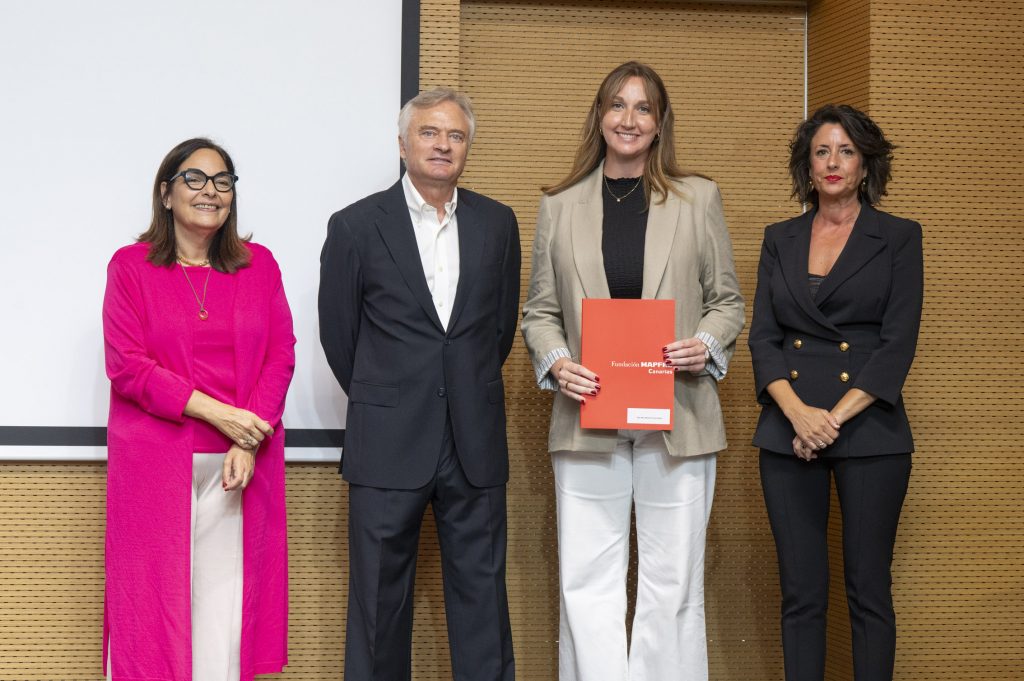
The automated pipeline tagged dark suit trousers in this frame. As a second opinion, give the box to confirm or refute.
[344,418,514,681]
[760,450,911,681]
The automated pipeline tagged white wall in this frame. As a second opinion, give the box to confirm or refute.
[0,1,403,460]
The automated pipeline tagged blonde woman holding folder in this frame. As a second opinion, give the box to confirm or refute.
[521,62,744,681]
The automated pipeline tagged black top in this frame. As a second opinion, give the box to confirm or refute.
[808,272,826,299]
[601,176,648,299]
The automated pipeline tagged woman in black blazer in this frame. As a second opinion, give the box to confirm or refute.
[749,104,923,681]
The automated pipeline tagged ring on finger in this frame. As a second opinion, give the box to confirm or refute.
[817,441,826,448]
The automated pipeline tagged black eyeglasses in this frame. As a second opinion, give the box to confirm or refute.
[169,168,238,192]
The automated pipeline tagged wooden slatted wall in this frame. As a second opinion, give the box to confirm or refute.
[809,1,1024,679]
[806,2,873,678]
[0,464,105,678]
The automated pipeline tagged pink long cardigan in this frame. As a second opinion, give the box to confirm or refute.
[103,241,295,681]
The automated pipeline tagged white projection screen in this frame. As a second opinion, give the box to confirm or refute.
[0,1,407,461]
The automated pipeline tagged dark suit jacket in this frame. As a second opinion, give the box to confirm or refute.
[748,203,923,457]
[318,180,521,488]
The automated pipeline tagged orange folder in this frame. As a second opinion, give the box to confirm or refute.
[580,298,675,430]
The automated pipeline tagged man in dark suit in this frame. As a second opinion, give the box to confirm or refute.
[318,87,519,681]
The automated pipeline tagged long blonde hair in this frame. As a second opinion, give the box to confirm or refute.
[543,61,697,205]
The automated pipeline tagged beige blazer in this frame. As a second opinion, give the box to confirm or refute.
[521,163,745,457]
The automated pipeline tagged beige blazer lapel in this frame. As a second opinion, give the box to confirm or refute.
[570,165,611,298]
[642,190,681,299]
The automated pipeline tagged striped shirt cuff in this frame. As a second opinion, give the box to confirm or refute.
[696,331,728,381]
[535,346,573,391]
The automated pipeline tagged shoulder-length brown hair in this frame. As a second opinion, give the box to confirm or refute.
[789,104,895,206]
[139,137,251,273]
[543,61,698,206]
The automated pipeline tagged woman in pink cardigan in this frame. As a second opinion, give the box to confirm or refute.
[102,138,295,680]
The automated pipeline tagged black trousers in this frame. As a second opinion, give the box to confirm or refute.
[344,420,514,681]
[760,450,911,681]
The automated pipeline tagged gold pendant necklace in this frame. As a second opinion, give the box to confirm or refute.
[179,263,213,320]
[604,175,643,203]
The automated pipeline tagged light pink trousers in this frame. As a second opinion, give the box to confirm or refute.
[553,430,716,681]
[108,453,243,681]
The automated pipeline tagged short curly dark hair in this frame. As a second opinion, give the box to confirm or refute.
[789,104,895,206]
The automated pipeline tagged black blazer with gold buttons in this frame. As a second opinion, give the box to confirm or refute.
[748,203,923,457]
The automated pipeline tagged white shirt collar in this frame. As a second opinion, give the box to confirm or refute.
[402,172,458,219]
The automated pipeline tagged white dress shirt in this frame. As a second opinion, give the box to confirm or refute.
[402,173,460,330]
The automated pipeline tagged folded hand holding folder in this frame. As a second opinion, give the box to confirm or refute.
[580,298,675,431]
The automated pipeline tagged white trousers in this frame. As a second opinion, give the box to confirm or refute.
[553,431,716,681]
[108,453,243,681]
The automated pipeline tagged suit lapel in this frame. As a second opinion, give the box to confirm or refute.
[641,187,680,299]
[447,193,483,332]
[776,208,840,333]
[571,166,611,299]
[374,181,445,333]
[814,203,885,306]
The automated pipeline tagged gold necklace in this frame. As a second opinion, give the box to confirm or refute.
[176,254,210,267]
[604,175,643,203]
[179,263,213,320]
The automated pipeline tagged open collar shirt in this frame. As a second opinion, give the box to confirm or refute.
[402,172,460,330]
